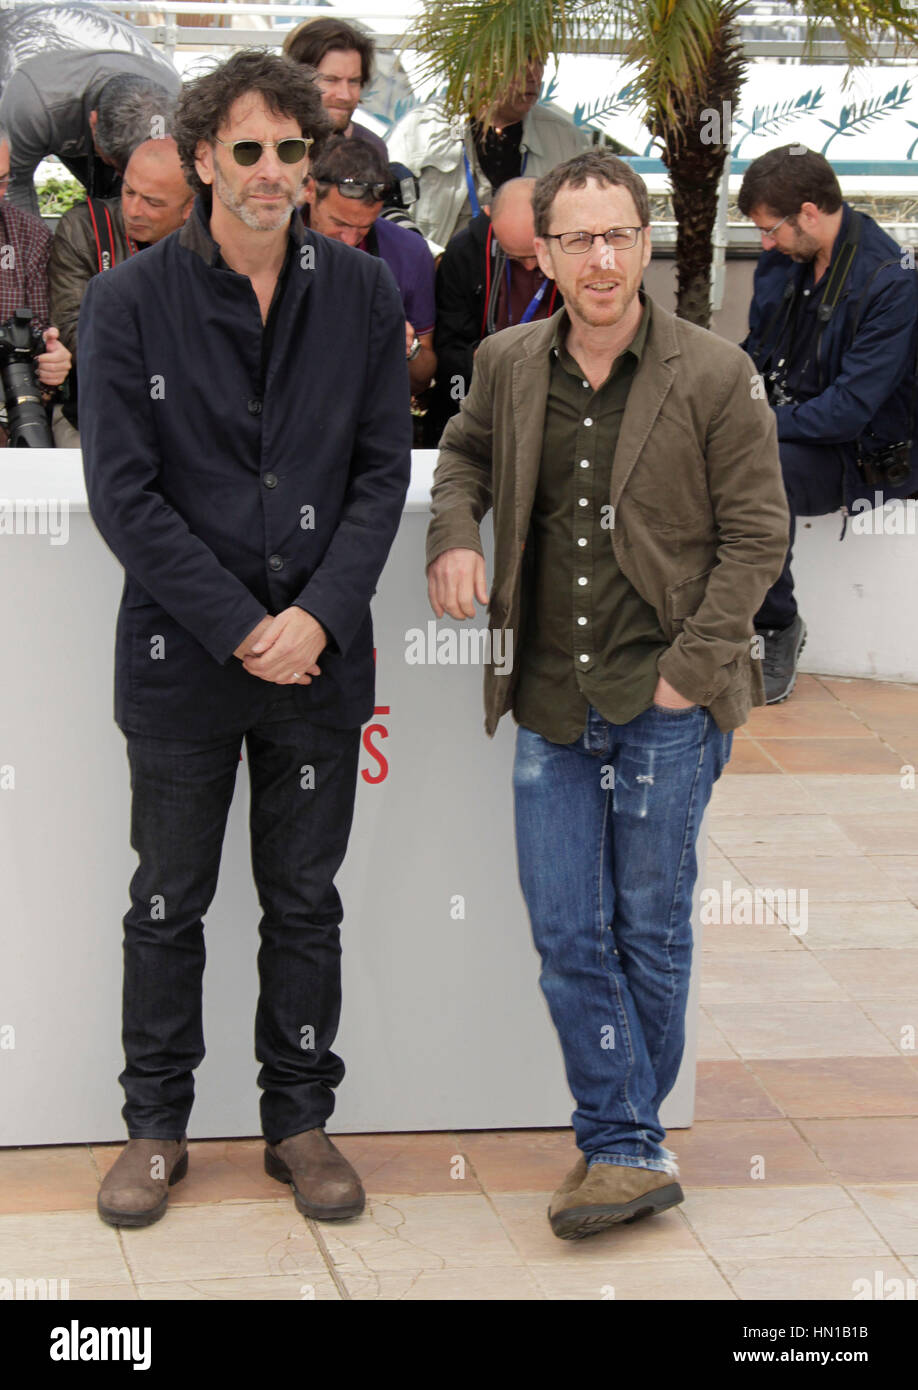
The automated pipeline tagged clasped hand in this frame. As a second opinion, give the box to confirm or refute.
[234,606,326,684]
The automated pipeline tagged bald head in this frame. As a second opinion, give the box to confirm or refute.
[490,177,538,269]
[121,136,193,245]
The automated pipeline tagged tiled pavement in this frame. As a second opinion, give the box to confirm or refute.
[2,675,917,1300]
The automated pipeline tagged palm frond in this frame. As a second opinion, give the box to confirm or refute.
[404,0,625,122]
[787,0,918,64]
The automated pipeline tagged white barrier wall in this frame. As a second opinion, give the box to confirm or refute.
[0,451,715,1146]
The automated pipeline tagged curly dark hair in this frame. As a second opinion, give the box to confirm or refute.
[532,150,650,237]
[173,49,332,195]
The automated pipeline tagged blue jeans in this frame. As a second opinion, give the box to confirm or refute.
[513,703,732,1173]
[120,700,361,1145]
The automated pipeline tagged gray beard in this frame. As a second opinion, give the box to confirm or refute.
[213,159,294,231]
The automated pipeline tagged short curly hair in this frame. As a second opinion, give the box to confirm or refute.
[173,48,332,195]
[532,150,650,237]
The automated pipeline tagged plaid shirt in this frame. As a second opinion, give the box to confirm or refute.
[0,200,52,333]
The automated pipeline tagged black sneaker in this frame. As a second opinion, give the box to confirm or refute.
[756,614,807,704]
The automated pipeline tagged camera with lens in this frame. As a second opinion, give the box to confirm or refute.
[0,308,53,447]
[857,439,912,488]
[766,369,796,408]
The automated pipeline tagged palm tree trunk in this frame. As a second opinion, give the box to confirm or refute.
[649,14,744,327]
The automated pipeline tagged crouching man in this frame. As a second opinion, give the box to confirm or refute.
[425,151,789,1240]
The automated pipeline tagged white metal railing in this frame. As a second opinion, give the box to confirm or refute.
[93,2,916,62]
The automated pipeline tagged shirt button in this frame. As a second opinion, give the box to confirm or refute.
[578,497,588,507]
[579,654,589,663]
[248,398,262,415]
[579,459,590,468]
[578,617,588,626]
[268,554,283,571]
[577,576,588,586]
[578,537,587,547]
[584,416,593,426]
[263,473,278,488]
[582,380,589,389]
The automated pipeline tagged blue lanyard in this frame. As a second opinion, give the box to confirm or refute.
[463,145,530,218]
[462,149,480,217]
[504,259,547,325]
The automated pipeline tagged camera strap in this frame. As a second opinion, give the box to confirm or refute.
[750,210,861,389]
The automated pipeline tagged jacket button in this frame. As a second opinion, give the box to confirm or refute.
[263,472,278,488]
[248,398,262,415]
[268,554,283,571]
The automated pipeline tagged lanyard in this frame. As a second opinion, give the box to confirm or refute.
[504,259,547,324]
[462,149,480,218]
[463,144,530,218]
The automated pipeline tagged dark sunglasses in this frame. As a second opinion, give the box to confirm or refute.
[316,177,387,201]
[215,136,313,167]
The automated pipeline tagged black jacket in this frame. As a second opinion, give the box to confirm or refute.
[742,202,918,505]
[424,211,561,447]
[78,193,412,737]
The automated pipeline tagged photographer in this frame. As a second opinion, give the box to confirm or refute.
[0,125,71,446]
[740,145,918,702]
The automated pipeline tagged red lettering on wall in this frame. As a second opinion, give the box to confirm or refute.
[361,720,389,784]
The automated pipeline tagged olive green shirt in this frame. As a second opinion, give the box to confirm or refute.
[513,295,670,742]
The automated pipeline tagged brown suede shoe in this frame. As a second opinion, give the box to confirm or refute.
[97,1136,188,1228]
[265,1127,365,1221]
[549,1154,589,1211]
[549,1160,683,1240]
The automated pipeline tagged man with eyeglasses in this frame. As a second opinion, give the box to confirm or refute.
[426,150,788,1240]
[0,125,71,445]
[282,16,388,165]
[423,177,561,447]
[739,144,918,703]
[302,135,436,396]
[78,51,411,1230]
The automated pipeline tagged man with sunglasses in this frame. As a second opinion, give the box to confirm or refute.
[426,151,788,1240]
[79,51,411,1230]
[739,145,918,703]
[303,135,436,396]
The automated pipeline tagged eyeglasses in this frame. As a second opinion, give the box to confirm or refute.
[757,212,793,239]
[543,227,643,254]
[0,172,10,189]
[215,136,313,167]
[316,177,386,201]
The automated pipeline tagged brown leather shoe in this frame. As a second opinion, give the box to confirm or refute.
[549,1160,683,1240]
[97,1136,188,1228]
[265,1127,365,1221]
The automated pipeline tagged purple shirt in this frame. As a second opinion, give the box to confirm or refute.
[350,119,389,165]
[362,215,435,337]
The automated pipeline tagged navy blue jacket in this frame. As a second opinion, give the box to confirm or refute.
[742,202,918,505]
[79,193,412,737]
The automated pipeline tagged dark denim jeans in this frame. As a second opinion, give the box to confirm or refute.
[120,698,361,1145]
[755,440,845,630]
[513,703,732,1173]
